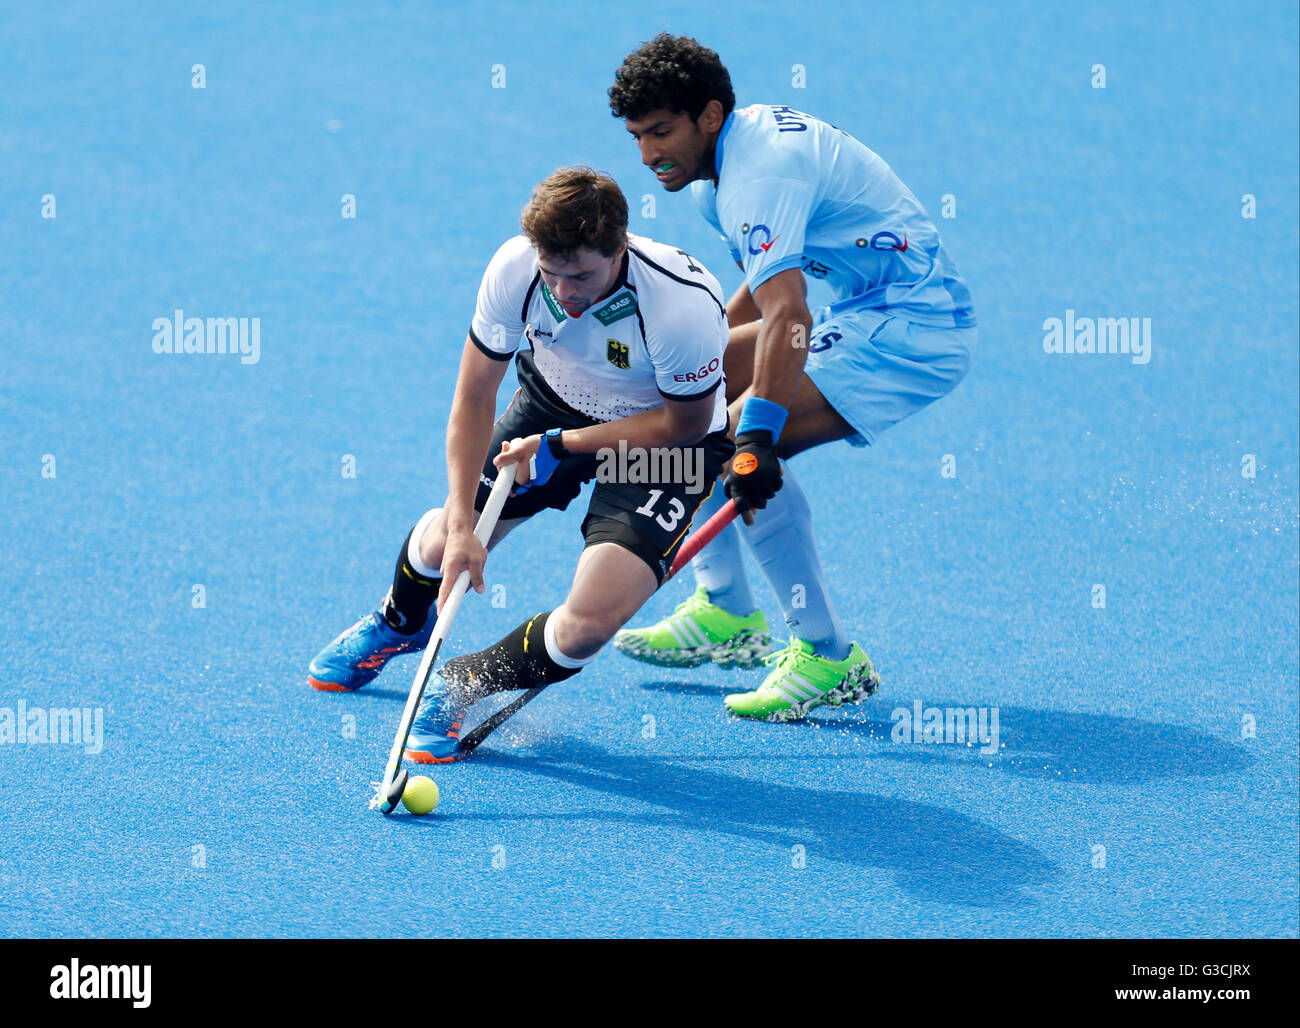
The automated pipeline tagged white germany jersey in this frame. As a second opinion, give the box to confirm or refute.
[468,233,729,431]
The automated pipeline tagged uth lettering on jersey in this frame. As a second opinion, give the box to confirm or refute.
[770,104,809,132]
[673,357,721,383]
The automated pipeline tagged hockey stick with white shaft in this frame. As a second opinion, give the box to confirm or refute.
[372,462,517,814]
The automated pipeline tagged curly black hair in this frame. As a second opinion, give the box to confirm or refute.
[608,33,735,122]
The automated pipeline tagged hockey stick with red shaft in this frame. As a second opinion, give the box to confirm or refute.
[456,497,742,755]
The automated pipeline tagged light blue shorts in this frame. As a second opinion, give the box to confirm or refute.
[804,305,977,446]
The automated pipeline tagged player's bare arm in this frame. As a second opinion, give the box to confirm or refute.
[747,267,813,410]
[494,391,716,487]
[438,336,511,607]
[709,268,812,521]
[725,280,761,328]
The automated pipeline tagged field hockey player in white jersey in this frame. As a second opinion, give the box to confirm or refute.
[307,167,735,761]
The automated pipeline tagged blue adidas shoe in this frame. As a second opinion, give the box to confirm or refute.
[404,670,471,763]
[308,611,433,693]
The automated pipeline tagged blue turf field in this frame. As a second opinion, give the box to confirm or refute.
[2,1,1296,938]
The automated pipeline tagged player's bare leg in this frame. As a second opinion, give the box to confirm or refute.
[306,507,527,692]
[722,320,855,458]
[405,542,661,762]
[416,507,527,574]
[551,542,659,658]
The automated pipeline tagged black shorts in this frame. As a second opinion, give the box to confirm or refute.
[473,353,734,583]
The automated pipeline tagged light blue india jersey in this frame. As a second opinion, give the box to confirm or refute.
[691,104,976,328]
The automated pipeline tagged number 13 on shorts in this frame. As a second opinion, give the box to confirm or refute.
[635,488,686,531]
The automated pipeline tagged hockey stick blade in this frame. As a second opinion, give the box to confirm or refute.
[458,687,545,755]
[377,769,408,814]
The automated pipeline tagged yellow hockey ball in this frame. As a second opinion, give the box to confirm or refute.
[401,775,440,815]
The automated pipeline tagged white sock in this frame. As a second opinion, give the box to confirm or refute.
[407,507,443,578]
[545,610,599,668]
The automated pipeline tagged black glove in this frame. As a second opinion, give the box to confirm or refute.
[725,431,782,513]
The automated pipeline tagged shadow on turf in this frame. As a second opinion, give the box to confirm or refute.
[801,702,1254,784]
[635,680,1253,784]
[630,678,720,697]
[355,686,414,701]
[452,736,1059,908]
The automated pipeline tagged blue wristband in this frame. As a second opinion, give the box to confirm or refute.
[518,428,567,493]
[736,397,788,443]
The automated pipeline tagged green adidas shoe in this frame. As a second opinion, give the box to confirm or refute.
[613,585,772,669]
[724,638,880,722]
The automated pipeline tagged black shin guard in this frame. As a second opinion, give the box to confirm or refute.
[381,525,441,635]
[442,610,582,702]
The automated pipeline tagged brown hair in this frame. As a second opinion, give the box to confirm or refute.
[520,167,628,260]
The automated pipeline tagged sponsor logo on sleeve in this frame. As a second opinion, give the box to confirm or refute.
[672,356,721,383]
[593,291,638,326]
[857,231,909,252]
[742,223,779,256]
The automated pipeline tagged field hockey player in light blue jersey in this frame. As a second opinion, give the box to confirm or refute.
[609,34,977,721]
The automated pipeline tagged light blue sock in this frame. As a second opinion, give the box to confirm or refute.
[740,464,851,660]
[690,486,755,616]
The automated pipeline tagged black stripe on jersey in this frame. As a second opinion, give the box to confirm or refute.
[610,249,630,292]
[519,271,541,325]
[468,326,515,362]
[627,244,726,319]
[658,377,722,402]
[624,284,651,358]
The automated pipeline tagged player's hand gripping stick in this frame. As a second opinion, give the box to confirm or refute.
[725,432,783,521]
[373,463,517,814]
